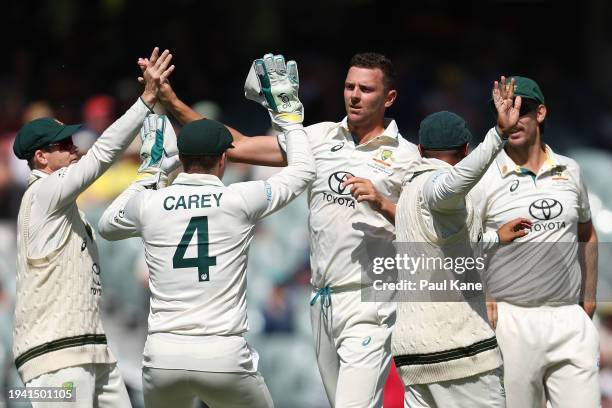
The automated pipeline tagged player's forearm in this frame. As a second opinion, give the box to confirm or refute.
[161,91,285,167]
[53,98,150,206]
[579,224,598,305]
[229,135,287,167]
[161,90,203,125]
[428,127,506,209]
[265,127,315,209]
[98,182,145,240]
[377,200,396,226]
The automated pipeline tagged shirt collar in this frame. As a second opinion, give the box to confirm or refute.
[28,169,48,186]
[172,173,225,187]
[495,144,560,177]
[334,117,400,146]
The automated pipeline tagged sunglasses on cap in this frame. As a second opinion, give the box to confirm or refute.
[43,137,75,152]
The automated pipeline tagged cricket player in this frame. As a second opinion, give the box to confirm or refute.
[473,76,600,407]
[144,52,419,407]
[11,47,174,407]
[392,78,531,408]
[98,55,315,408]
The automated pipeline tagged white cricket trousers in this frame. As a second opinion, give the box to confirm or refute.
[142,367,273,408]
[404,368,506,408]
[310,288,395,408]
[496,302,600,408]
[26,363,131,407]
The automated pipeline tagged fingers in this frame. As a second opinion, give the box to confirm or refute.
[355,194,376,203]
[160,65,175,83]
[506,77,515,100]
[287,60,299,84]
[137,58,149,73]
[263,53,275,75]
[510,217,532,231]
[342,176,369,187]
[154,50,172,71]
[274,55,286,74]
[149,47,160,64]
[492,80,500,103]
[513,95,522,112]
[254,59,267,82]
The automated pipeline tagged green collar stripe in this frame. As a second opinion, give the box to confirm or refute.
[15,334,107,368]
[394,336,498,367]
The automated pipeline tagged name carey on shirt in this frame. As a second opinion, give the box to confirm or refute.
[163,193,223,211]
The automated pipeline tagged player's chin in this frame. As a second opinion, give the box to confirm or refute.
[347,110,365,124]
[507,133,529,147]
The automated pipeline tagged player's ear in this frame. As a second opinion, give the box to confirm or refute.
[219,152,227,174]
[536,104,547,125]
[418,144,424,158]
[384,89,397,108]
[32,149,48,169]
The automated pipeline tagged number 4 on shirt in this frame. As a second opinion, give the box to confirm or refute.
[173,216,216,282]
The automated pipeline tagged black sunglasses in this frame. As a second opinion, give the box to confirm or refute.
[44,138,75,152]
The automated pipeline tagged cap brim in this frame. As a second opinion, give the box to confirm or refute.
[52,123,83,142]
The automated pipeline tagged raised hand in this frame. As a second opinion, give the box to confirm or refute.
[140,47,175,107]
[244,53,303,130]
[492,76,521,137]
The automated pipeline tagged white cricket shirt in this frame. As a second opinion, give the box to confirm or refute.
[301,117,419,289]
[473,145,592,305]
[98,129,315,338]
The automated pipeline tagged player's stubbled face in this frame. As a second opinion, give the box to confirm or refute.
[344,67,388,126]
[44,139,80,171]
[506,109,541,148]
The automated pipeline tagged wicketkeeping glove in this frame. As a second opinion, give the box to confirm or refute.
[136,114,180,188]
[244,53,303,131]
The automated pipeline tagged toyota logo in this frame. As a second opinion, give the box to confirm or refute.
[529,198,563,220]
[328,171,354,195]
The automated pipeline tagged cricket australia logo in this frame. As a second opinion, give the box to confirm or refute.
[328,171,354,195]
[529,198,563,220]
[380,149,392,161]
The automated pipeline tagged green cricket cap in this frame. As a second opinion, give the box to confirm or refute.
[178,119,234,156]
[488,76,545,114]
[13,118,82,160]
[510,76,545,105]
[419,111,472,150]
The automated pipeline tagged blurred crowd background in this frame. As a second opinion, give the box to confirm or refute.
[2,0,612,407]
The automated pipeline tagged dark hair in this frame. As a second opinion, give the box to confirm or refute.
[179,154,222,173]
[349,52,396,90]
